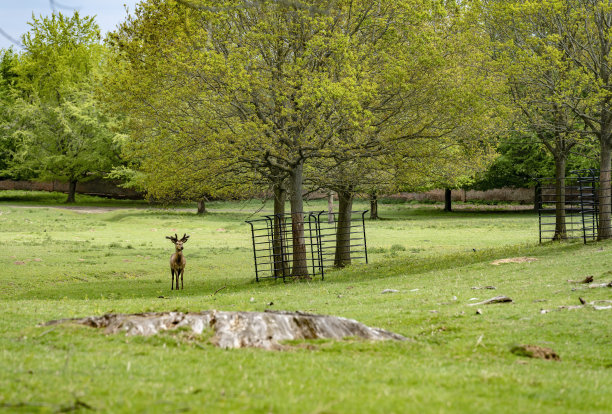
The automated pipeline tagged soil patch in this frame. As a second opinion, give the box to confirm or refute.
[491,257,538,265]
[511,344,560,361]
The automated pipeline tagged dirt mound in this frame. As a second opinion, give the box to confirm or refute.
[491,257,538,265]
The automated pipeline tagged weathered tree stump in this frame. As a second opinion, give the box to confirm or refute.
[44,310,408,350]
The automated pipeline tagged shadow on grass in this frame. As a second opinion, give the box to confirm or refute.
[251,240,591,289]
[0,190,149,207]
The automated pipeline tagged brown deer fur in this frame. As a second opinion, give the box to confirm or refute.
[166,233,190,290]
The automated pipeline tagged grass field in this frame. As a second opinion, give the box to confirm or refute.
[1,191,611,413]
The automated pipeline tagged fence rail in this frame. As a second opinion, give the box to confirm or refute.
[535,169,611,243]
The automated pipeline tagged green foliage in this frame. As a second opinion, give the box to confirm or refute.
[8,90,121,183]
[0,48,19,177]
[473,133,600,190]
[18,12,101,101]
[104,0,502,204]
[481,0,611,195]
[5,12,122,200]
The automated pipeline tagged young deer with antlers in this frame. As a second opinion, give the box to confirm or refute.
[166,233,190,290]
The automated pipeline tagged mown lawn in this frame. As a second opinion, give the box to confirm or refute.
[0,192,610,413]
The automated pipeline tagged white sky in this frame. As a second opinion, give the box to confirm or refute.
[0,0,139,49]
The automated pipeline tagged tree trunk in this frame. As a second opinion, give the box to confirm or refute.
[66,180,77,203]
[289,162,309,278]
[327,191,334,224]
[334,188,354,268]
[197,198,207,214]
[598,139,612,240]
[369,192,379,220]
[444,188,452,212]
[534,182,542,212]
[272,182,288,278]
[274,182,286,217]
[552,155,567,241]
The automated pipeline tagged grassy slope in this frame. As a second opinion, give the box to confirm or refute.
[0,192,611,413]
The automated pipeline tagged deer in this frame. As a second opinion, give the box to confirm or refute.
[166,233,190,290]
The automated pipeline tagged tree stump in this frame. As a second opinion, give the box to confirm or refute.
[44,310,408,350]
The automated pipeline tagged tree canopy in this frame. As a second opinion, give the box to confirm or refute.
[481,0,612,239]
[4,12,122,202]
[104,0,503,273]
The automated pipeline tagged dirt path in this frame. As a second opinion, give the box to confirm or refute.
[0,204,262,214]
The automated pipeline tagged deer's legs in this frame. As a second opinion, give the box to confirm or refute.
[171,269,175,290]
[180,269,184,290]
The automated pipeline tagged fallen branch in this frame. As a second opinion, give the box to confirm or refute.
[593,300,612,310]
[467,296,513,306]
[58,399,94,413]
[212,286,227,296]
[567,276,593,284]
[471,286,496,290]
[540,299,612,313]
[588,281,612,288]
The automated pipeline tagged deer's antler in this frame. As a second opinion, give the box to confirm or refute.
[180,233,190,243]
[166,234,178,243]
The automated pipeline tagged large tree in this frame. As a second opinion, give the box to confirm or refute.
[0,48,19,178]
[106,0,481,277]
[483,0,612,240]
[483,0,591,240]
[9,12,121,202]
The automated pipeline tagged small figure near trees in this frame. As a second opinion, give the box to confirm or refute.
[165,233,190,290]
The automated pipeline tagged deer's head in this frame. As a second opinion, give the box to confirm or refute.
[166,233,190,252]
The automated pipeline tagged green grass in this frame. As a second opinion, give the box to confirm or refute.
[0,193,611,413]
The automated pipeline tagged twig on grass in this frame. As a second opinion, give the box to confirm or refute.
[474,334,484,348]
[36,327,56,338]
[57,398,95,412]
[212,286,226,296]
[567,276,593,284]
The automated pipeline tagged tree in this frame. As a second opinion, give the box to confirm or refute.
[384,0,502,214]
[554,0,612,240]
[483,0,589,239]
[107,0,483,277]
[10,12,121,202]
[0,48,19,178]
[482,0,612,240]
